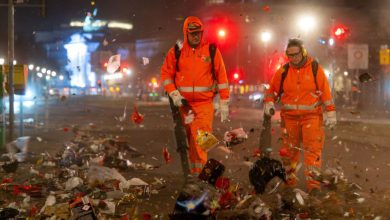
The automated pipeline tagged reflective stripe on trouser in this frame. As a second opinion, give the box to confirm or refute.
[180,102,214,174]
[279,113,324,192]
[282,101,321,111]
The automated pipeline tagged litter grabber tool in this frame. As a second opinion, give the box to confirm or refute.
[250,108,286,194]
[259,108,274,157]
[168,96,191,178]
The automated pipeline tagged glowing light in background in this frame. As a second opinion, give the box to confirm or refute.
[108,21,133,30]
[64,34,89,88]
[297,15,317,33]
[103,73,123,80]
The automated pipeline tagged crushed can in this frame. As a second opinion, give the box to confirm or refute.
[195,130,219,152]
[198,159,225,186]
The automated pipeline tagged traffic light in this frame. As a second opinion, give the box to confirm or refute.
[231,69,243,83]
[204,17,238,48]
[218,29,226,39]
[233,72,239,80]
[331,24,350,40]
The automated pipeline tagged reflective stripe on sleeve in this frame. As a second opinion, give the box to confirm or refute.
[217,83,229,90]
[323,100,334,106]
[163,79,174,86]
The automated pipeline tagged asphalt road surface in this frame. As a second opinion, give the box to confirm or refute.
[8,95,390,217]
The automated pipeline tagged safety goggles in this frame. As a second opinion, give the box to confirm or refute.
[286,52,302,58]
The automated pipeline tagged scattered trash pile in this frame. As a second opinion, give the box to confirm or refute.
[170,157,390,219]
[0,135,164,219]
[0,130,389,219]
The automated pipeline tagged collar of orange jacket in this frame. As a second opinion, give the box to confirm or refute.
[289,56,313,69]
[183,16,206,49]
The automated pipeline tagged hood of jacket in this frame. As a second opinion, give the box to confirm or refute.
[182,16,207,50]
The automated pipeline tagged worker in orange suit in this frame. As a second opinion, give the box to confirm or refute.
[161,16,230,174]
[263,38,336,193]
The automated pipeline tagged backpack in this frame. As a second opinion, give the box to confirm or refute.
[277,60,319,102]
[174,43,218,92]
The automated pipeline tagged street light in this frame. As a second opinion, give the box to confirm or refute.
[0,58,4,65]
[41,68,47,74]
[260,31,272,43]
[28,64,34,70]
[218,29,226,38]
[259,31,272,83]
[328,38,335,46]
[297,15,317,33]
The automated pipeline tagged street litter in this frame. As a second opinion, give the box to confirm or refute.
[196,130,219,151]
[6,136,31,162]
[131,105,144,125]
[223,127,248,147]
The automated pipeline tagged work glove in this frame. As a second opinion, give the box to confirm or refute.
[263,102,275,116]
[325,111,337,129]
[169,90,186,107]
[220,99,229,122]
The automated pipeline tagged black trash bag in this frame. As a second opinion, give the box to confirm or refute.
[0,155,18,173]
[249,157,286,194]
[0,208,19,219]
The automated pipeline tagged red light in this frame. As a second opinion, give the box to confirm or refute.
[218,29,226,38]
[233,73,239,80]
[334,28,345,36]
[103,62,108,67]
[332,24,349,40]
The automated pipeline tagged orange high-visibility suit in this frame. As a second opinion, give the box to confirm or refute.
[264,57,335,191]
[161,16,230,174]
